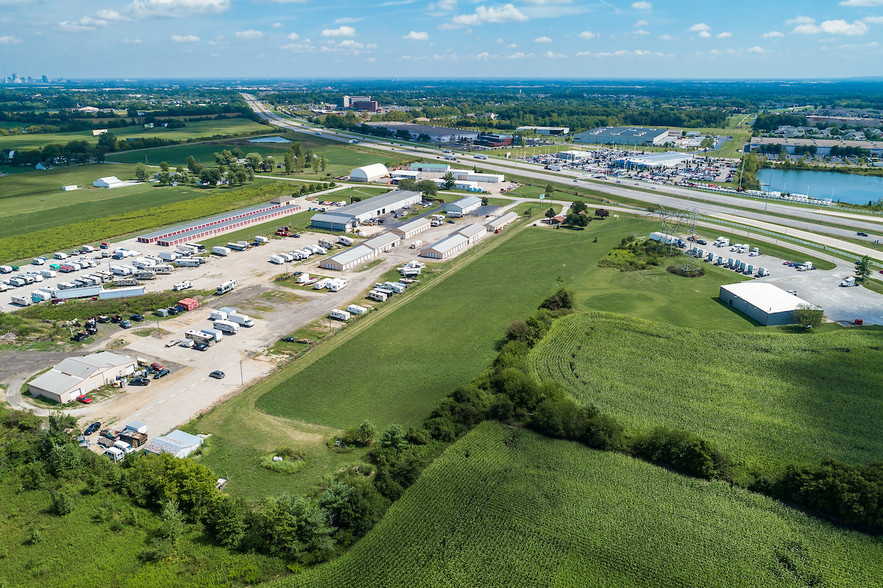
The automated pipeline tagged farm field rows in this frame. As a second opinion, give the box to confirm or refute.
[529,312,883,473]
[0,117,269,151]
[275,421,883,588]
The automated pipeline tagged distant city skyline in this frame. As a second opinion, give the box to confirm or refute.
[1,0,882,79]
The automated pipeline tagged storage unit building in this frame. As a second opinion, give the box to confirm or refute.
[392,217,431,239]
[143,430,203,459]
[28,352,137,404]
[420,234,469,259]
[349,163,390,182]
[445,196,482,217]
[485,211,519,232]
[137,202,301,245]
[363,232,401,253]
[310,190,421,231]
[319,245,376,271]
[719,282,816,326]
[455,223,488,245]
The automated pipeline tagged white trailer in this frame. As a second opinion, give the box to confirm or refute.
[172,281,192,291]
[216,280,237,295]
[11,295,33,307]
[209,310,228,321]
[757,267,770,277]
[54,252,68,260]
[212,320,240,334]
[318,239,336,250]
[840,276,856,287]
[32,257,45,265]
[347,304,368,315]
[212,246,231,257]
[227,313,254,327]
[175,258,202,267]
[328,278,348,292]
[158,251,178,262]
[185,329,216,345]
[31,290,52,302]
[338,236,354,246]
[329,308,351,321]
[255,236,269,244]
[269,255,285,265]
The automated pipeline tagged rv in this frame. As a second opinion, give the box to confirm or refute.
[11,295,33,307]
[329,309,351,321]
[216,280,237,295]
[318,239,336,250]
[185,330,216,346]
[212,320,240,334]
[209,309,228,321]
[338,236,354,246]
[212,246,231,257]
[367,290,388,302]
[347,304,368,315]
[172,281,192,291]
[175,258,202,267]
[227,313,254,327]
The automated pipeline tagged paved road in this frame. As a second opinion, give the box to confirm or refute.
[242,94,883,259]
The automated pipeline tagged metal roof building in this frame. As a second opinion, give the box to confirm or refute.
[310,213,354,232]
[615,152,694,169]
[445,196,482,217]
[455,223,488,245]
[310,190,421,231]
[28,351,137,404]
[319,245,376,271]
[363,232,402,252]
[515,126,570,135]
[410,163,450,173]
[420,234,469,259]
[364,122,479,143]
[137,202,300,245]
[485,211,519,232]
[746,136,883,156]
[719,282,817,326]
[391,217,431,239]
[574,126,670,147]
[144,430,204,459]
[349,163,390,182]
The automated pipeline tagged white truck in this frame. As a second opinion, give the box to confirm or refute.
[212,246,231,257]
[329,308,351,321]
[172,281,192,291]
[104,446,125,462]
[209,309,228,321]
[840,276,857,287]
[213,320,240,334]
[158,251,178,262]
[227,313,254,327]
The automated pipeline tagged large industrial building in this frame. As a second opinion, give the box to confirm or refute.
[310,190,421,231]
[445,195,482,217]
[746,137,883,157]
[574,126,670,147]
[719,282,816,326]
[349,163,389,182]
[516,126,570,135]
[364,122,480,143]
[138,198,300,246]
[28,352,137,404]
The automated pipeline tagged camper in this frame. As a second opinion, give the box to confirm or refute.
[185,329,216,346]
[367,290,388,302]
[329,308,351,322]
[347,304,368,315]
[296,273,310,284]
[216,280,237,295]
[213,320,240,334]
[409,240,424,249]
[113,440,134,454]
[328,279,348,292]
[158,251,178,262]
[338,236,354,246]
[54,252,68,260]
[254,236,269,245]
[269,255,285,265]
[209,309,228,321]
[840,276,857,287]
[31,290,52,302]
[212,246,231,257]
[172,281,192,291]
[175,258,202,267]
[32,257,45,265]
[11,295,33,307]
[318,239,336,250]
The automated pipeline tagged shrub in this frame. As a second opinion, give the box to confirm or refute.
[633,427,730,480]
[50,489,75,516]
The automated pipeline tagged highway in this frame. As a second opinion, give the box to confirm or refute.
[242,94,883,261]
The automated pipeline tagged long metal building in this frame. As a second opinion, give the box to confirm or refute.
[310,190,421,231]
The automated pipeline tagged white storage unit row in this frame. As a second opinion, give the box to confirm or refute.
[455,223,488,245]
[485,211,519,232]
[363,232,401,253]
[391,217,431,239]
[420,234,469,259]
[320,245,376,271]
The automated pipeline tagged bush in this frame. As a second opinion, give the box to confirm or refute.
[539,288,574,311]
[50,489,75,516]
[633,427,730,480]
[260,450,308,474]
[206,495,247,548]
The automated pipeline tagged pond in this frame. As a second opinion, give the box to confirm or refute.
[757,168,883,205]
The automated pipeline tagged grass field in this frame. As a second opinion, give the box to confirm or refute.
[276,421,883,588]
[0,118,269,151]
[529,312,883,474]
[0,478,288,588]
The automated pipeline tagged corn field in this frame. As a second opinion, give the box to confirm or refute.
[277,422,883,588]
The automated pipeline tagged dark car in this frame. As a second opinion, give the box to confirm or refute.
[153,368,171,379]
[97,315,111,323]
[857,231,869,237]
[281,336,296,342]
[447,219,455,224]
[193,342,209,351]
[84,422,101,435]
[130,377,150,386]
[120,320,132,329]
[292,233,301,238]
[130,314,145,322]
[209,370,225,380]
[71,331,88,342]
[696,239,708,245]
[110,315,122,323]
[167,307,180,315]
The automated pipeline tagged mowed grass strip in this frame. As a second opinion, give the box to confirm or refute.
[529,312,883,473]
[254,216,760,431]
[275,421,883,588]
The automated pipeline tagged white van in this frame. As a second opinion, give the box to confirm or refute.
[104,446,125,462]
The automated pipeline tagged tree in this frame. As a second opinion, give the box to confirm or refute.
[159,499,184,541]
[284,151,295,175]
[187,155,202,173]
[356,420,376,445]
[312,155,320,174]
[793,304,824,329]
[595,208,610,218]
[200,167,222,186]
[134,162,149,181]
[443,172,456,189]
[544,207,556,219]
[379,424,408,452]
[264,155,276,172]
[159,161,170,172]
[320,156,327,172]
[398,178,417,191]
[570,200,588,214]
[855,255,871,283]
[544,184,555,198]
[416,179,437,196]
[157,171,172,186]
[245,152,262,170]
[565,211,589,227]
[206,495,246,548]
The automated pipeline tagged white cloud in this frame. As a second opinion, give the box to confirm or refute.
[544,50,566,58]
[657,34,675,40]
[0,35,23,44]
[126,0,230,18]
[793,19,868,35]
[321,25,356,37]
[689,23,710,32]
[762,31,784,38]
[579,30,596,39]
[634,29,650,35]
[235,29,263,39]
[334,17,364,23]
[96,9,127,21]
[635,19,648,26]
[507,43,517,48]
[864,16,883,23]
[699,30,711,38]
[534,35,552,42]
[281,41,315,52]
[123,38,143,44]
[435,0,457,10]
[747,46,768,53]
[632,1,651,10]
[286,32,299,40]
[404,30,429,40]
[716,31,732,38]
[506,51,532,58]
[839,0,883,5]
[272,22,283,28]
[786,15,815,26]
[171,34,200,42]
[474,51,491,60]
[451,4,528,27]
[58,17,108,32]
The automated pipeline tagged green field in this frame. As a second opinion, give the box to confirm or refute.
[0,478,288,588]
[0,118,269,151]
[276,421,883,588]
[529,312,883,474]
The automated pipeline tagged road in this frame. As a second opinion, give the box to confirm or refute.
[242,93,883,260]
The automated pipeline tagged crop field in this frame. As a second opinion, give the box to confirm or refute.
[0,479,288,588]
[529,312,883,473]
[0,117,269,151]
[277,421,883,588]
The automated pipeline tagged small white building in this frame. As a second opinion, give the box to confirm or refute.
[61,185,79,191]
[143,430,204,459]
[719,282,817,326]
[320,245,376,271]
[93,176,128,189]
[445,196,482,217]
[421,234,469,259]
[363,232,401,253]
[485,211,519,232]
[392,217,431,239]
[455,223,488,245]
[349,163,390,183]
[28,351,137,404]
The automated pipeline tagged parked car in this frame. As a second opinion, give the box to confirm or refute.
[76,395,93,404]
[150,362,164,371]
[297,338,313,344]
[193,342,209,351]
[99,429,118,440]
[165,339,181,347]
[97,315,110,323]
[153,368,171,379]
[130,377,150,386]
[84,422,101,435]
[281,336,296,342]
[209,370,225,380]
[696,239,708,245]
[120,320,132,329]
[167,307,180,315]
[130,314,145,322]
[110,315,122,323]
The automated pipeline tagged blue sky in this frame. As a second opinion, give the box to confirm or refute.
[1,0,882,79]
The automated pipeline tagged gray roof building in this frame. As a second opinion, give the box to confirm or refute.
[574,126,670,146]
[28,351,137,404]
[320,245,377,271]
[310,191,422,231]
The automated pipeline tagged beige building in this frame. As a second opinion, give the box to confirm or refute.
[28,352,137,404]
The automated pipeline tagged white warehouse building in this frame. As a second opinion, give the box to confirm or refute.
[320,245,377,271]
[28,351,137,404]
[719,282,817,326]
[421,234,469,259]
[445,195,482,217]
[392,217,431,239]
[456,223,487,245]
[363,232,402,253]
[349,163,390,183]
[310,190,422,231]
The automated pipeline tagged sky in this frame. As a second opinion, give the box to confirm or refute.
[1,0,883,79]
